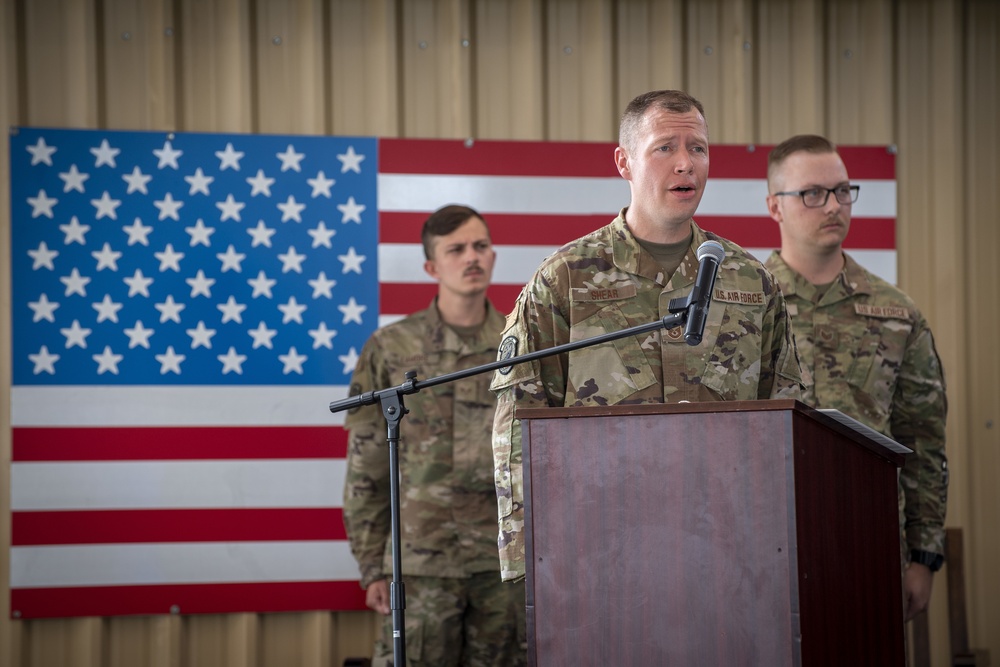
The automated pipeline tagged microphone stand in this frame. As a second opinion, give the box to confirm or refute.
[329,294,699,667]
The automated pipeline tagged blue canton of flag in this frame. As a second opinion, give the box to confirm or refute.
[11,128,378,385]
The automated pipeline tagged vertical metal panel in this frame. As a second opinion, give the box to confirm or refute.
[224,614,259,667]
[261,612,319,667]
[399,0,473,138]
[328,0,401,136]
[1,1,17,664]
[473,0,545,140]
[684,0,754,142]
[964,1,1000,652]
[826,0,894,142]
[614,0,685,117]
[179,613,262,667]
[102,0,178,130]
[23,0,100,126]
[544,0,616,141]
[254,0,326,134]
[177,0,253,132]
[332,611,383,663]
[756,0,826,140]
[896,3,968,664]
[22,617,102,667]
[106,616,182,667]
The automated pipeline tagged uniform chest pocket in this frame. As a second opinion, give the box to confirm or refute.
[565,304,657,405]
[699,302,764,399]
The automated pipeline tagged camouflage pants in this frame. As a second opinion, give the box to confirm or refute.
[372,572,526,667]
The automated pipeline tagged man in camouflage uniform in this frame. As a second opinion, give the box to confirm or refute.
[490,90,804,582]
[763,134,949,620]
[343,205,526,666]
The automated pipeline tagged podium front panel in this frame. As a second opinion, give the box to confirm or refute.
[520,401,904,666]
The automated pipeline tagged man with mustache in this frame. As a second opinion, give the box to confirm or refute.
[490,90,803,583]
[763,134,949,620]
[344,205,525,666]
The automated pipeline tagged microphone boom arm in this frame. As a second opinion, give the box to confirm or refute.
[329,310,689,414]
[328,244,722,666]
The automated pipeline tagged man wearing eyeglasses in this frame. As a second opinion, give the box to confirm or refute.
[764,134,949,621]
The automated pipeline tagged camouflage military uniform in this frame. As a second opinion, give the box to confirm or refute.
[344,299,526,667]
[490,211,803,581]
[765,251,948,560]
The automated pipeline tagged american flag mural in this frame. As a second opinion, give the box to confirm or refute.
[9,128,896,619]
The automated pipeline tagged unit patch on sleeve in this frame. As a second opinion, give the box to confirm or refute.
[497,335,518,375]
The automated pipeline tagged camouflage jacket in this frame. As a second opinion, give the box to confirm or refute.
[765,251,948,557]
[490,211,803,581]
[343,299,506,588]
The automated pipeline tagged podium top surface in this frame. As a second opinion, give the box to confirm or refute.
[516,399,908,466]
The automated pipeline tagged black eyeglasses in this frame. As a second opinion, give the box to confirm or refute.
[773,184,860,208]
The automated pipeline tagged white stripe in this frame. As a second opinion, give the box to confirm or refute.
[380,243,898,287]
[10,541,360,588]
[378,174,896,217]
[700,179,896,217]
[379,314,406,327]
[11,385,349,427]
[379,174,630,215]
[11,459,346,510]
[379,244,553,284]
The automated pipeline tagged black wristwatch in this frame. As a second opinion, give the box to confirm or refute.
[910,549,944,572]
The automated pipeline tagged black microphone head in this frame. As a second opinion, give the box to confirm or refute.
[697,240,726,264]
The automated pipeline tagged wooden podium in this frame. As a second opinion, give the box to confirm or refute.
[518,399,907,666]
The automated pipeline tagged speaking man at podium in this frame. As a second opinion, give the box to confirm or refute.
[489,90,804,582]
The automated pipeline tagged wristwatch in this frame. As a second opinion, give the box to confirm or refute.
[910,549,944,572]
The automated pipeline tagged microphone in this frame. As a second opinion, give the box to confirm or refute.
[683,240,725,346]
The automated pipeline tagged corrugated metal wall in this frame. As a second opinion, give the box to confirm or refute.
[1,1,997,665]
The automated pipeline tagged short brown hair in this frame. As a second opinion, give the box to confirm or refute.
[421,204,488,260]
[767,134,837,188]
[619,90,707,152]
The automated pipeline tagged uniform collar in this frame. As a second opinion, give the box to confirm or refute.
[611,208,709,288]
[766,250,874,302]
[425,297,504,354]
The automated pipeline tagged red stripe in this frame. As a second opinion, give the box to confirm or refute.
[380,139,895,181]
[697,216,896,250]
[380,212,607,246]
[691,145,896,180]
[380,138,620,177]
[10,580,368,618]
[12,426,347,462]
[381,283,524,318]
[12,508,347,545]
[380,213,894,250]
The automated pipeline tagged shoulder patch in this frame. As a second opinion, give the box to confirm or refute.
[855,304,910,319]
[713,287,765,305]
[571,284,638,302]
[497,335,518,375]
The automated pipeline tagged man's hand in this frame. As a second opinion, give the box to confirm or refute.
[365,578,391,615]
[903,562,934,620]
